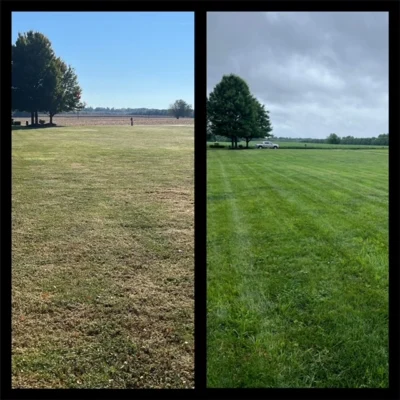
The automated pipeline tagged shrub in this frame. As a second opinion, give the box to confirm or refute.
[39,119,46,125]
[13,121,21,126]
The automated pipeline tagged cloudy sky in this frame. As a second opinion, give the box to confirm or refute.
[207,12,388,139]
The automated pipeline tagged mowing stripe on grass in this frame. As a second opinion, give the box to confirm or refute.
[207,149,388,388]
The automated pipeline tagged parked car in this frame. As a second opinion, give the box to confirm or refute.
[255,141,279,149]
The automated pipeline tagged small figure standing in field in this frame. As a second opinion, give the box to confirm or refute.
[130,117,134,126]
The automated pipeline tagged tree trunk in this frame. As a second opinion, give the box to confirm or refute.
[246,138,250,148]
[234,136,238,149]
[231,136,234,148]
[31,111,34,126]
[50,114,53,124]
[34,111,38,125]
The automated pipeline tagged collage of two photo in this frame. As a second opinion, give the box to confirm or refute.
[2,5,397,397]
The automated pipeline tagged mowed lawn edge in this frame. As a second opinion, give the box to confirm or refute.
[12,125,194,389]
[207,140,388,150]
[207,149,388,388]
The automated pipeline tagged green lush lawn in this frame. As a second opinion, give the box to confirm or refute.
[207,149,388,388]
[12,125,194,388]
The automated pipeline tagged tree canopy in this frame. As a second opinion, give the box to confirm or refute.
[169,99,193,119]
[207,74,272,148]
[39,57,84,124]
[12,30,83,126]
[244,96,273,148]
[12,31,55,125]
[326,133,341,144]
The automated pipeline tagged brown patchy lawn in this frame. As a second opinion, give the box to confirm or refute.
[12,125,194,388]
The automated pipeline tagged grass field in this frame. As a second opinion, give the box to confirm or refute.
[12,125,194,388]
[207,149,388,388]
[207,140,387,150]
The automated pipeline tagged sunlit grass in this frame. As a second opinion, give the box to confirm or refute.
[12,125,194,388]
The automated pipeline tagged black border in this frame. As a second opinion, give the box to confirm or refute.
[194,5,207,396]
[387,5,400,398]
[1,1,399,399]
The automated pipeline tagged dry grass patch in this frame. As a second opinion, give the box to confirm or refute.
[12,125,194,388]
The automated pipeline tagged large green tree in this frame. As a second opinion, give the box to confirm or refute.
[241,96,273,148]
[169,99,193,119]
[12,31,56,125]
[207,74,258,149]
[12,30,83,126]
[39,57,84,124]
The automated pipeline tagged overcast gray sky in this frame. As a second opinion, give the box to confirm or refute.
[207,12,388,139]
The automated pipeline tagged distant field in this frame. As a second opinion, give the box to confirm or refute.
[12,125,194,388]
[207,141,387,150]
[13,116,194,127]
[207,149,388,388]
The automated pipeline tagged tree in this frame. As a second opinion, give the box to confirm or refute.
[326,133,341,144]
[39,57,84,124]
[340,135,354,145]
[206,97,214,141]
[241,96,273,148]
[169,99,192,119]
[374,133,388,146]
[207,74,257,149]
[12,31,56,125]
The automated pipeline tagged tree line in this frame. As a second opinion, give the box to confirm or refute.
[273,134,388,146]
[82,107,171,115]
[326,133,388,146]
[12,106,195,118]
[207,74,273,149]
[12,31,84,126]
[64,99,194,118]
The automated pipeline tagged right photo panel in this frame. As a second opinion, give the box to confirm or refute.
[206,12,389,388]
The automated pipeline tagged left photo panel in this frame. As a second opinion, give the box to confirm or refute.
[11,11,194,389]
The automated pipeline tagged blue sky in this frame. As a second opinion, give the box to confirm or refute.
[12,12,194,109]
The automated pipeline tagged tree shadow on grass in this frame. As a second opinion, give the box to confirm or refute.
[12,123,65,131]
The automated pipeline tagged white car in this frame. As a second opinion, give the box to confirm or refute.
[256,141,279,149]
